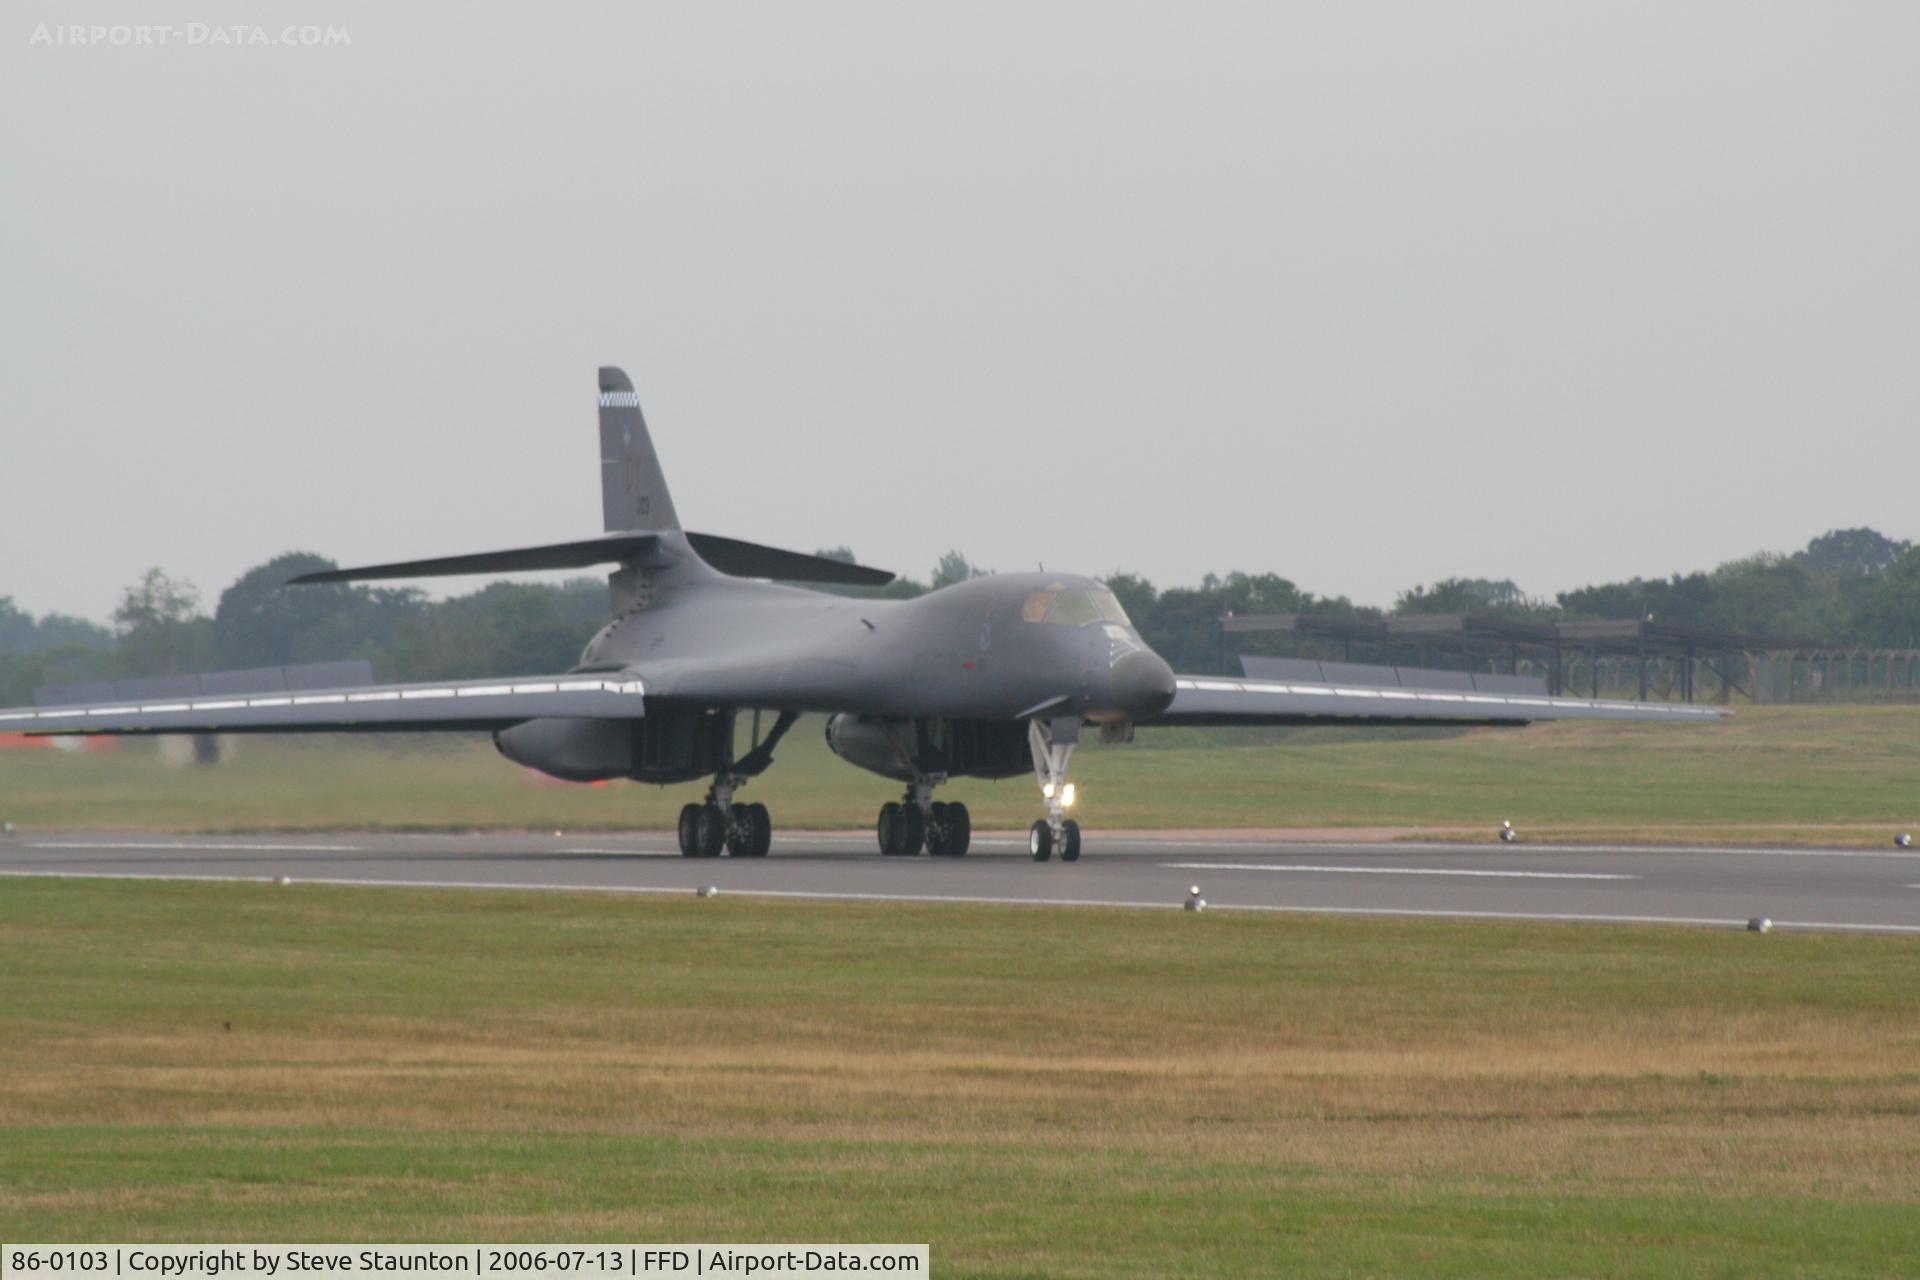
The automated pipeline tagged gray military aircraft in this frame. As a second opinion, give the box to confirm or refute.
[2,368,1723,860]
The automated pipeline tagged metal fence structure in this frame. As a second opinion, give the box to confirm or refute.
[1754,648,1920,701]
[1221,614,1920,704]
[1218,614,1770,703]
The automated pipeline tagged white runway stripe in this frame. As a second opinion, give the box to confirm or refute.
[26,841,364,853]
[0,868,1914,934]
[555,847,681,857]
[1163,862,1636,881]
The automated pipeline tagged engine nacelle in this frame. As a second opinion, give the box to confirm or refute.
[495,717,636,782]
[496,708,736,784]
[825,713,1032,782]
[823,713,915,781]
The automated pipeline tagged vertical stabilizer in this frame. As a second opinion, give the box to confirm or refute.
[599,367,680,532]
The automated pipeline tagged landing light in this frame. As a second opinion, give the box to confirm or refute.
[1061,783,1077,807]
[1042,782,1055,799]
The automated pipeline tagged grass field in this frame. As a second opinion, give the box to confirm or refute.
[2,878,1917,1276]
[3,705,1918,843]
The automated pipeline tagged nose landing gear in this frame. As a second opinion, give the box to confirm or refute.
[1027,817,1080,862]
[1028,717,1082,862]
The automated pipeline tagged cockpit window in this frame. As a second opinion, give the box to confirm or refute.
[1043,590,1103,627]
[1020,584,1132,627]
[1090,585,1131,626]
[1020,589,1059,623]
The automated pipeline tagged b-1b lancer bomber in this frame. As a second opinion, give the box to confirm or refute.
[1,368,1724,860]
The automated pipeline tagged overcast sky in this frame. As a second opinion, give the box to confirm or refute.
[3,3,1916,622]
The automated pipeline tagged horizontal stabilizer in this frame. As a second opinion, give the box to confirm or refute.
[685,533,895,586]
[288,534,663,584]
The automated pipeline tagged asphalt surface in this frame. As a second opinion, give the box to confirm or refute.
[5,828,1920,934]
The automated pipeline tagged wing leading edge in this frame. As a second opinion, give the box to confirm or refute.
[1,673,646,736]
[1146,675,1726,727]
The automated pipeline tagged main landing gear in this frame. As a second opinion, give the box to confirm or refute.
[675,710,794,858]
[676,777,772,858]
[1027,717,1081,862]
[876,776,972,857]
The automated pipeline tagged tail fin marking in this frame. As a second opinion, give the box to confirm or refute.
[599,367,679,533]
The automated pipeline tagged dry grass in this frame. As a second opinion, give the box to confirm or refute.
[4,878,1920,1274]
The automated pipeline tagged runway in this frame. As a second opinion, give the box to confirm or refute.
[4,829,1920,934]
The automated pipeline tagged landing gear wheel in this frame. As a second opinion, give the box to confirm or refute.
[677,803,703,857]
[1059,819,1081,862]
[928,801,969,856]
[696,804,726,857]
[1029,820,1053,862]
[745,802,772,857]
[898,804,925,856]
[880,801,926,856]
[925,802,951,857]
[728,803,771,857]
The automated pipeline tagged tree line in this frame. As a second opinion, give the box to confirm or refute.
[4,528,1918,705]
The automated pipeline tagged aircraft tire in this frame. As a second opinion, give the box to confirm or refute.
[742,803,772,857]
[677,803,703,857]
[1029,820,1053,862]
[878,802,903,855]
[925,802,950,856]
[945,802,971,856]
[724,804,761,857]
[899,804,926,856]
[1060,819,1082,862]
[697,804,726,857]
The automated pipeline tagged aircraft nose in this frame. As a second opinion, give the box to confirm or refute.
[1110,649,1176,720]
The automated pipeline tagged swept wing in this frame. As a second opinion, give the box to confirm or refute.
[1,673,646,736]
[1147,675,1725,727]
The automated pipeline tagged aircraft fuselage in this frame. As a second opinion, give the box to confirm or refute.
[492,534,1175,789]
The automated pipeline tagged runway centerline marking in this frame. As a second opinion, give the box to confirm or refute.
[1162,862,1637,881]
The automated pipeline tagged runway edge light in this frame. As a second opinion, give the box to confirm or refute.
[1747,916,1772,933]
